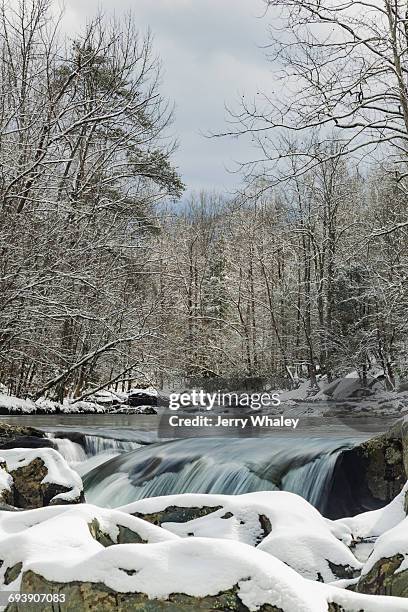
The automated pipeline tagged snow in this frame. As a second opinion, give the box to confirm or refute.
[360,515,408,578]
[0,506,406,612]
[120,490,361,582]
[0,388,159,414]
[0,448,83,503]
[335,482,408,540]
[277,378,323,404]
[0,503,178,546]
[0,393,36,413]
[274,368,408,413]
[114,405,157,414]
[0,464,12,496]
[0,485,405,610]
[118,492,230,515]
[129,386,158,397]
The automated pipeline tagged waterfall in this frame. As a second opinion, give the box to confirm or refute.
[83,437,352,514]
[48,432,142,476]
[50,437,87,464]
[282,449,341,508]
[82,435,142,456]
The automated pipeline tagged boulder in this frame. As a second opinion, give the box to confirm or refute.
[131,504,223,526]
[1,496,408,612]
[0,423,46,447]
[0,448,84,509]
[121,491,361,583]
[0,436,54,450]
[323,427,406,519]
[7,571,285,611]
[127,391,157,408]
[3,537,407,612]
[354,515,408,598]
[0,460,14,506]
[356,553,408,597]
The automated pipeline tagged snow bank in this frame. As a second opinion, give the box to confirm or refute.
[0,503,178,548]
[0,393,36,413]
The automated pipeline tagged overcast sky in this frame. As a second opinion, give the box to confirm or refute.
[63,0,272,195]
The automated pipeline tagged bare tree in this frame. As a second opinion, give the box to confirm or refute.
[218,1,408,197]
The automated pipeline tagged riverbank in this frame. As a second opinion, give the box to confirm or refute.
[0,389,159,415]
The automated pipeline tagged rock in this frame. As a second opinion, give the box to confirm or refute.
[0,436,54,450]
[88,518,147,546]
[127,391,157,408]
[4,562,23,586]
[324,428,406,519]
[116,405,157,414]
[0,449,84,509]
[2,500,408,612]
[4,541,407,612]
[52,431,86,446]
[356,553,408,597]
[7,571,284,612]
[131,505,222,526]
[0,460,14,506]
[351,509,408,598]
[399,419,408,476]
[0,423,46,446]
[358,433,405,502]
[124,492,361,583]
[10,457,56,508]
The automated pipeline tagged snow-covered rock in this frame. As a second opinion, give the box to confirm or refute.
[120,491,361,582]
[0,491,407,609]
[0,524,406,611]
[119,492,227,525]
[356,514,408,597]
[0,460,13,506]
[0,448,84,508]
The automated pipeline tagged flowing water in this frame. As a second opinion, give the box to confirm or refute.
[0,413,395,517]
[81,436,350,511]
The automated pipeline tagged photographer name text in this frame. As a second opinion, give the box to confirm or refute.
[168,414,299,430]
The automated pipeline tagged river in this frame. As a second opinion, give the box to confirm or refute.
[0,411,398,520]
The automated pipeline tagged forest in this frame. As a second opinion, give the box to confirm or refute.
[1,0,408,399]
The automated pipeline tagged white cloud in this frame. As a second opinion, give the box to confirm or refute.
[64,0,272,193]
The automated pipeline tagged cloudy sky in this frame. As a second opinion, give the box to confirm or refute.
[63,0,272,195]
